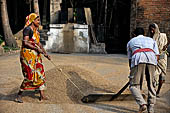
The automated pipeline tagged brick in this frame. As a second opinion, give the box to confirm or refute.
[130,0,170,36]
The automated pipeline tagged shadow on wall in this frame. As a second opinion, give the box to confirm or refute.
[44,23,89,53]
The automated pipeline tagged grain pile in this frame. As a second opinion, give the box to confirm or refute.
[20,65,118,104]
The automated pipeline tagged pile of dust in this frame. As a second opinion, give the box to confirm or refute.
[21,65,119,104]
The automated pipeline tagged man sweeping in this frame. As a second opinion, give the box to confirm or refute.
[127,27,159,113]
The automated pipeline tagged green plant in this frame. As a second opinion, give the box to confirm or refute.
[2,45,19,52]
[0,35,4,45]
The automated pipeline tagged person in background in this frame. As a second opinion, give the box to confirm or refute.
[127,27,159,113]
[148,23,170,97]
[16,13,51,103]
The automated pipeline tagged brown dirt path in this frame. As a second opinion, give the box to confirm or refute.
[0,53,169,113]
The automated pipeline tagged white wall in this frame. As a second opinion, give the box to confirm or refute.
[44,24,89,53]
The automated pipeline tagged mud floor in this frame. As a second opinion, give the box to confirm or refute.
[0,53,169,113]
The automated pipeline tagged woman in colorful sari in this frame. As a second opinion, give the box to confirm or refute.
[148,23,170,97]
[16,13,51,103]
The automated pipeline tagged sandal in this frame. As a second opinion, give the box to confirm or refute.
[15,95,23,103]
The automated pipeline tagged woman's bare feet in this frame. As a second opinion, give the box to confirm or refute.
[39,96,48,101]
[39,90,48,101]
[15,90,23,103]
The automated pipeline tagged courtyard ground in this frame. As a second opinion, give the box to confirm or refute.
[0,53,169,113]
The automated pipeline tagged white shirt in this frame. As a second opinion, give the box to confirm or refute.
[127,35,159,68]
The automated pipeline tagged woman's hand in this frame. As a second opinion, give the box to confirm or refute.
[162,45,167,51]
[44,54,51,60]
[156,55,160,61]
[36,48,43,54]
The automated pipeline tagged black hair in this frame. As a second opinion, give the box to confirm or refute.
[35,16,40,20]
[149,23,156,29]
[133,27,144,36]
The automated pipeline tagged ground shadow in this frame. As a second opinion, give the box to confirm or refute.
[66,71,115,103]
[85,103,136,113]
[0,88,40,103]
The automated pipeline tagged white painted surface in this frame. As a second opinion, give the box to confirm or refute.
[44,24,89,53]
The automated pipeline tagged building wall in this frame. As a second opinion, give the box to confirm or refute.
[44,24,89,53]
[131,0,170,36]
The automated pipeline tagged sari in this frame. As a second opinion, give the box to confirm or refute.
[20,13,46,91]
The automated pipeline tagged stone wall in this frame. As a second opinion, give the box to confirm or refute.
[130,0,170,36]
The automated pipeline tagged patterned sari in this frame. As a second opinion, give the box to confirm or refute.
[20,13,46,91]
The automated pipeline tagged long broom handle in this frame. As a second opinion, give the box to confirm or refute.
[48,60,86,97]
[116,82,130,96]
[110,81,129,100]
[35,42,86,96]
[34,43,86,96]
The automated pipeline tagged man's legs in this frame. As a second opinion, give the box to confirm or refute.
[145,64,156,113]
[130,85,147,105]
[129,64,147,112]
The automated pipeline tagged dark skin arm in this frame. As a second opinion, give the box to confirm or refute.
[23,36,43,53]
[23,36,51,60]
[129,59,131,70]
[156,55,160,61]
[37,42,51,60]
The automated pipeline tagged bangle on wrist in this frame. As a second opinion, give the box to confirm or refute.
[44,54,48,57]
[35,47,38,51]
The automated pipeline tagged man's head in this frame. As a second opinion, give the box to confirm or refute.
[133,27,144,36]
[149,24,156,37]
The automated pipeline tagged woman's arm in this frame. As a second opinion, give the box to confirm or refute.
[23,36,43,53]
[38,42,46,54]
[37,42,51,60]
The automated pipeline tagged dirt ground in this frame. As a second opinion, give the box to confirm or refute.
[0,53,170,113]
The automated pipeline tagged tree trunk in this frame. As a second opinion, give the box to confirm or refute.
[109,0,116,29]
[104,0,107,39]
[84,8,98,44]
[104,0,107,26]
[0,0,18,47]
[33,0,42,28]
[33,0,40,15]
[98,0,105,24]
[42,0,47,25]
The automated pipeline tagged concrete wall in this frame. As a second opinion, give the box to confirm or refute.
[44,23,89,53]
